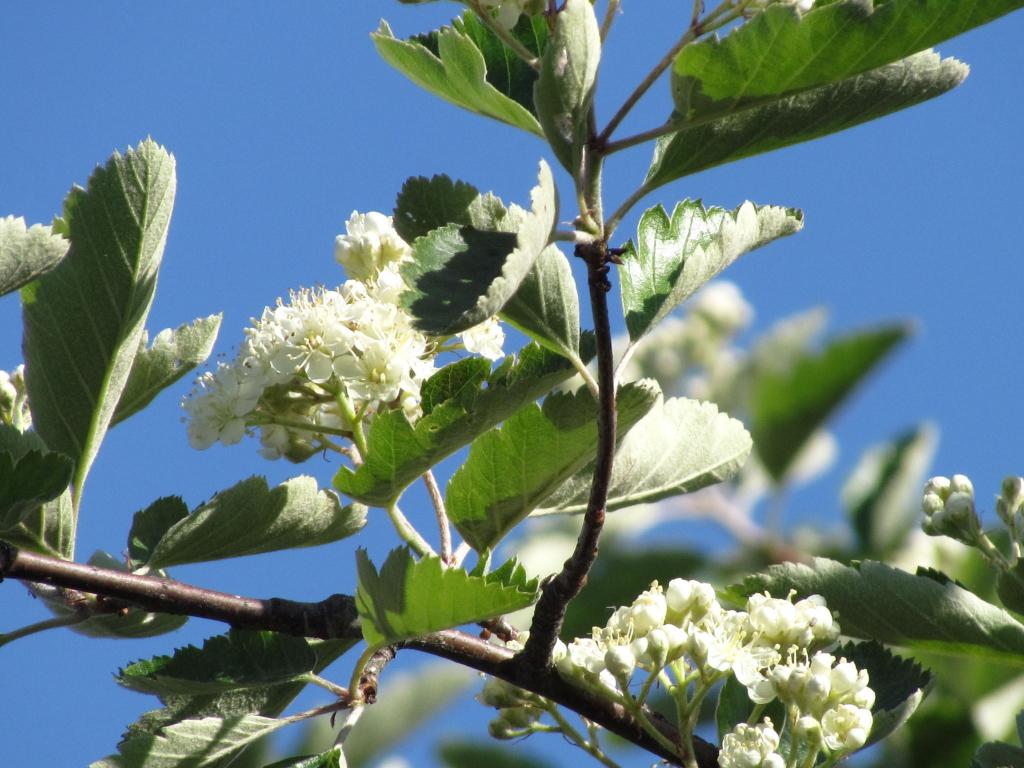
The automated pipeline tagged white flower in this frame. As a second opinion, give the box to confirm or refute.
[719,719,785,768]
[334,211,410,281]
[690,281,753,335]
[459,316,505,360]
[746,591,838,651]
[183,362,264,449]
[626,582,668,636]
[666,578,719,624]
[821,703,872,752]
[604,645,636,681]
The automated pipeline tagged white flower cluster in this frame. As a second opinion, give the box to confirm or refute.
[0,364,31,430]
[545,580,873,764]
[921,474,981,545]
[719,719,784,768]
[184,212,504,459]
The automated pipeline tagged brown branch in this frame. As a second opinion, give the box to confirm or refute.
[0,541,719,766]
[0,542,360,640]
[519,241,618,670]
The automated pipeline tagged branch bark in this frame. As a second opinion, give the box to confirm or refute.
[519,240,618,670]
[0,540,719,767]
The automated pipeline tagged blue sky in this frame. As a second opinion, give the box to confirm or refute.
[2,2,1023,766]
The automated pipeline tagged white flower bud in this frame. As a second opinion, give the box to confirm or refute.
[949,474,974,497]
[644,628,670,668]
[628,583,668,636]
[924,476,952,500]
[719,719,784,768]
[604,645,636,681]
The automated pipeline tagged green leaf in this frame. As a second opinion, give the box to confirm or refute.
[0,215,69,296]
[716,675,786,742]
[836,640,933,748]
[842,425,937,556]
[446,380,659,552]
[127,496,190,568]
[0,487,74,558]
[997,561,1024,617]
[453,12,547,115]
[646,50,967,190]
[728,557,1024,664]
[40,551,188,638]
[401,160,558,335]
[356,549,539,648]
[438,741,557,768]
[671,0,1021,120]
[392,174,484,244]
[117,630,317,696]
[752,324,909,482]
[343,664,475,767]
[144,476,366,570]
[533,0,600,170]
[537,396,751,515]
[372,19,542,135]
[500,244,582,363]
[335,341,587,506]
[122,639,354,741]
[972,741,1024,768]
[264,750,345,768]
[113,314,222,426]
[22,139,176,506]
[91,714,290,768]
[619,201,802,343]
[0,442,73,532]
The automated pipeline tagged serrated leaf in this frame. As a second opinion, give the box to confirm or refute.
[0,446,73,531]
[619,201,802,343]
[0,215,69,296]
[842,425,937,556]
[22,139,175,509]
[836,640,932,747]
[401,160,557,334]
[729,557,1024,664]
[372,19,542,135]
[356,549,539,648]
[438,741,557,768]
[972,741,1024,768]
[538,396,751,515]
[127,496,189,568]
[91,714,290,768]
[113,314,222,426]
[533,0,600,170]
[144,476,366,570]
[500,244,582,363]
[264,750,345,768]
[393,174,485,244]
[117,630,317,696]
[122,638,354,745]
[447,380,659,552]
[335,341,587,506]
[671,0,1021,120]
[343,664,474,767]
[752,325,908,482]
[646,51,967,190]
[715,676,786,742]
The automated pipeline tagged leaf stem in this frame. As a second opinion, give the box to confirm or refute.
[422,470,453,563]
[386,503,437,558]
[335,392,368,459]
[304,673,350,699]
[0,612,89,648]
[546,703,623,768]
[600,0,621,41]
[468,0,541,69]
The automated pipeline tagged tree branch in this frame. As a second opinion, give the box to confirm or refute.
[519,240,618,670]
[0,542,361,640]
[0,540,719,766]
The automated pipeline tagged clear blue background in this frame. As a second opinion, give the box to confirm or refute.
[1,2,1022,765]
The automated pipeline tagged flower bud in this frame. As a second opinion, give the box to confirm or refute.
[605,645,636,681]
[950,474,974,497]
[498,706,536,729]
[1002,476,1023,503]
[644,628,670,668]
[924,476,952,500]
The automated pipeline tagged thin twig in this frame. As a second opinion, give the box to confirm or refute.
[600,0,621,41]
[385,503,437,558]
[0,612,90,648]
[422,470,453,563]
[519,240,618,670]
